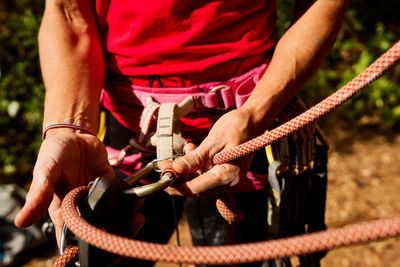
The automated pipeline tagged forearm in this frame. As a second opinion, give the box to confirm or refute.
[242,0,348,132]
[39,0,104,132]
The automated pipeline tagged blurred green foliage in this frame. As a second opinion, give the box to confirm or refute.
[277,0,400,126]
[0,0,44,184]
[0,1,399,184]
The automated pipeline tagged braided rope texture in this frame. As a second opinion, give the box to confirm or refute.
[215,194,243,224]
[53,246,78,267]
[213,40,400,164]
[57,41,400,265]
[62,186,400,265]
[213,40,400,225]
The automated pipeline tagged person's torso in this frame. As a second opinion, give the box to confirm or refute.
[95,0,277,77]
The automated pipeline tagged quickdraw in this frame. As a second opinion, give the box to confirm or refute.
[55,40,400,266]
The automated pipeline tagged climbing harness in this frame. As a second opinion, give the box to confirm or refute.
[102,61,270,174]
[54,40,400,266]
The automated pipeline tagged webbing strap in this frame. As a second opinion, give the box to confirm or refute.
[155,96,195,159]
[58,41,400,267]
[156,103,176,159]
[138,99,160,143]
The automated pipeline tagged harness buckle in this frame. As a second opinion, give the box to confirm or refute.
[209,84,234,110]
[209,84,229,93]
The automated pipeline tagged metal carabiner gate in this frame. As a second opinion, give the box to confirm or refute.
[60,159,178,267]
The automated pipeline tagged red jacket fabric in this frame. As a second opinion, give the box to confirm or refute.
[95,0,277,77]
[96,1,276,189]
[97,0,277,141]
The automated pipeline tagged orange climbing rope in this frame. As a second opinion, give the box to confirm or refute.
[58,186,400,265]
[54,40,400,266]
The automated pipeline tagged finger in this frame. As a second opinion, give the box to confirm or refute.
[183,142,197,154]
[203,159,214,172]
[184,165,234,196]
[130,213,145,237]
[158,159,173,170]
[48,195,64,246]
[173,145,208,174]
[14,164,58,228]
[184,143,211,173]
[164,187,184,196]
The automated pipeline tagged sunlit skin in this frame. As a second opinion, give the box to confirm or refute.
[14,0,348,246]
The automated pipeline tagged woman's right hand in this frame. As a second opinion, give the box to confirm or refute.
[14,129,115,244]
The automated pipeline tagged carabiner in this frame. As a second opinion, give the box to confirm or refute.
[60,223,77,256]
[124,161,155,186]
[62,161,179,267]
[124,168,177,198]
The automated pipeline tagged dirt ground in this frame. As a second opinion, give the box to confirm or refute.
[22,116,400,267]
[319,116,400,267]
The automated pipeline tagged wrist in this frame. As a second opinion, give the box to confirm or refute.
[42,91,101,134]
[241,78,298,130]
[42,123,98,140]
[240,97,278,132]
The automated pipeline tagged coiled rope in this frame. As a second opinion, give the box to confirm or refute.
[60,186,400,265]
[55,40,400,266]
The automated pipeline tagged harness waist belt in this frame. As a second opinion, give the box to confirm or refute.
[103,63,268,109]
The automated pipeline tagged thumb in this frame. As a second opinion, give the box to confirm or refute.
[14,166,57,228]
[173,143,209,174]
